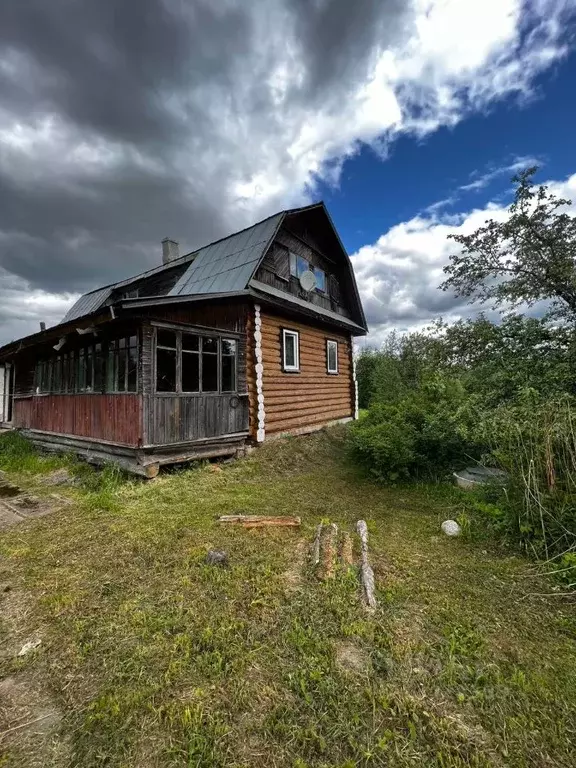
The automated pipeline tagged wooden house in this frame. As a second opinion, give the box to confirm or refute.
[0,203,367,476]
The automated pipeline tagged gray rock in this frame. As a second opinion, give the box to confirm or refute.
[206,549,228,566]
[441,520,461,537]
[17,638,42,657]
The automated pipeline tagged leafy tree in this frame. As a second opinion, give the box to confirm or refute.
[441,168,576,320]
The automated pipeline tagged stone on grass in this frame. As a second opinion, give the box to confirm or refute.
[17,638,42,657]
[441,519,461,537]
[206,550,228,566]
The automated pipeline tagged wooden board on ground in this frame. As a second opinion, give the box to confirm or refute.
[217,514,301,528]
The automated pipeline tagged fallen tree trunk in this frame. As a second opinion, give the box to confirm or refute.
[356,519,377,609]
[316,523,338,580]
[217,515,301,528]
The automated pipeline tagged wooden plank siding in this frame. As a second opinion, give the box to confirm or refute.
[256,309,353,436]
[145,395,248,446]
[13,394,142,446]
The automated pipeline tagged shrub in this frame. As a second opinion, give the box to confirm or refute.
[348,374,483,481]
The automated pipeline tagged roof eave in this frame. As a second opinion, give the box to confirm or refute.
[118,290,251,311]
[0,306,119,359]
[249,281,367,335]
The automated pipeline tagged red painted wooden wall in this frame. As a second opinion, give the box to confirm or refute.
[13,395,141,446]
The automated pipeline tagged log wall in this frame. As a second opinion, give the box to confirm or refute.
[256,309,353,436]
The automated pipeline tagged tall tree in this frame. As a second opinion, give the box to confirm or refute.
[441,168,576,320]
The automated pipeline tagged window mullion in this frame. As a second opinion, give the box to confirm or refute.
[199,336,203,393]
[218,338,221,393]
[176,331,182,393]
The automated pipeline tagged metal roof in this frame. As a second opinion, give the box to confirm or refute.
[61,286,113,323]
[55,202,366,332]
[169,213,283,296]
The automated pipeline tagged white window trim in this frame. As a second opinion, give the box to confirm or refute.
[326,339,338,374]
[282,329,300,372]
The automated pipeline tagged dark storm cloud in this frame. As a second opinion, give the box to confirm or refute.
[0,0,571,344]
[0,0,252,145]
[0,0,411,332]
[288,0,405,97]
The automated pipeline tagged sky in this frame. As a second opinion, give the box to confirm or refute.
[1,0,576,346]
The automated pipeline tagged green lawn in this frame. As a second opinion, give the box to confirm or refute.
[0,429,575,767]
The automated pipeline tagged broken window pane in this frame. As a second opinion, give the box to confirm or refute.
[156,348,176,392]
[221,339,236,356]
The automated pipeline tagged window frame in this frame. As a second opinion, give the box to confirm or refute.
[153,325,239,395]
[326,339,339,375]
[281,328,300,373]
[34,332,139,396]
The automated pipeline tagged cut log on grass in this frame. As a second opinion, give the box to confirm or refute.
[356,519,377,609]
[312,523,322,566]
[217,515,301,528]
[316,523,337,580]
[339,531,354,568]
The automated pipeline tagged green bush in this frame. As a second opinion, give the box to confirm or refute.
[349,374,482,481]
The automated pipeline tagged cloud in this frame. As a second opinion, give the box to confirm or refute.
[352,171,576,346]
[0,0,575,344]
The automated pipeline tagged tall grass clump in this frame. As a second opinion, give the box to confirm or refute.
[476,393,576,571]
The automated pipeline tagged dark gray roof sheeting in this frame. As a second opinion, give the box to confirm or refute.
[169,213,283,296]
[61,286,113,323]
[54,202,366,332]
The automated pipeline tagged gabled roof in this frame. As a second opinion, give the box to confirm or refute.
[169,213,283,296]
[0,202,366,357]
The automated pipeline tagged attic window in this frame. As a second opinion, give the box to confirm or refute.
[289,252,326,293]
[123,288,139,300]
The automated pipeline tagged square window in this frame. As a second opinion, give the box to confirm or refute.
[314,268,326,293]
[202,336,218,354]
[282,329,300,372]
[289,252,309,278]
[326,340,338,374]
[182,333,199,351]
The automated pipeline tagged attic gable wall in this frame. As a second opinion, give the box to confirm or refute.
[254,223,351,320]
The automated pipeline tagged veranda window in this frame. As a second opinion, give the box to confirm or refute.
[35,333,138,394]
[155,329,238,394]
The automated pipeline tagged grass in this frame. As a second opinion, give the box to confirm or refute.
[0,429,575,767]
